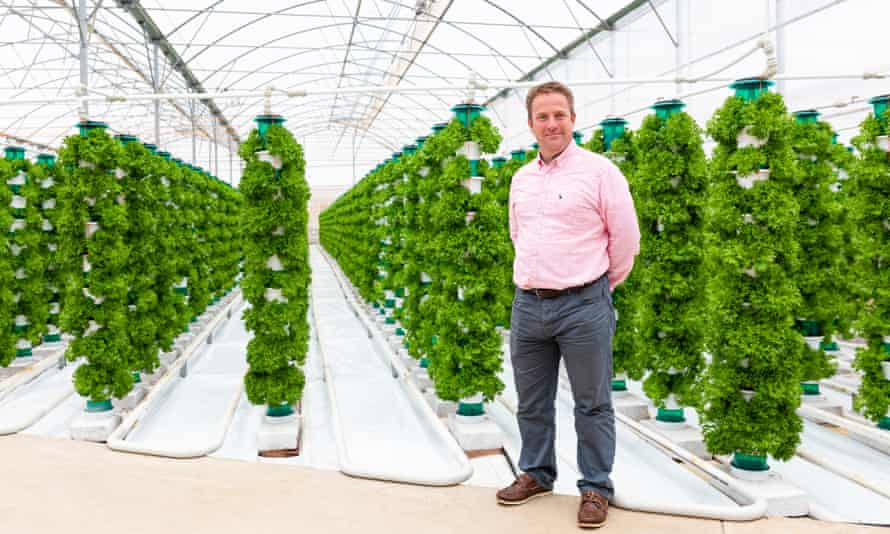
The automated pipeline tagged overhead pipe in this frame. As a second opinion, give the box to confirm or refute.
[1,70,887,108]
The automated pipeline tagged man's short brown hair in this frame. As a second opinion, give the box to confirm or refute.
[526,81,575,119]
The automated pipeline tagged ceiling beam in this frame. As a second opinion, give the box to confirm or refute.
[484,0,649,106]
[114,0,240,145]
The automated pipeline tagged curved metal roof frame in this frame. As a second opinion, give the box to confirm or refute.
[183,0,326,67]
[200,19,502,88]
[216,37,500,94]
[218,45,454,105]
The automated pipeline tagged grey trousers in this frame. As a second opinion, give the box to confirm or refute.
[509,274,616,499]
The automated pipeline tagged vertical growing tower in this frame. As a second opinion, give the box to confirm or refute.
[240,114,311,417]
[701,79,803,473]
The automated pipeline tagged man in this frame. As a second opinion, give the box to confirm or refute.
[496,81,640,529]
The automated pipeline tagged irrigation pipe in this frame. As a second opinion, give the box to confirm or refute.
[1,70,887,108]
[106,291,243,458]
[311,248,473,486]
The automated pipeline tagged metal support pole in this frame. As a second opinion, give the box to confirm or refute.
[153,41,161,146]
[212,114,218,176]
[228,139,233,186]
[78,0,89,120]
[190,94,197,164]
[675,0,689,98]
[775,0,786,94]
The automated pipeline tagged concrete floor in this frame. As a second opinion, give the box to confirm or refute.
[0,434,881,534]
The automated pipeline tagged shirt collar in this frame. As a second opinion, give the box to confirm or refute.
[536,139,576,169]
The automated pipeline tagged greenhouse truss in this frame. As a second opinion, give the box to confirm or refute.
[2,0,890,531]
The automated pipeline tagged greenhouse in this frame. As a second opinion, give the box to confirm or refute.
[2,0,890,532]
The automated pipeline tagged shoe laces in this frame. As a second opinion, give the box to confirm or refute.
[582,491,604,509]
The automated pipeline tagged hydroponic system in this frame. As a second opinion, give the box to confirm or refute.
[2,0,890,530]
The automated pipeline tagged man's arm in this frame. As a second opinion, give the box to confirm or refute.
[508,184,518,243]
[599,164,640,291]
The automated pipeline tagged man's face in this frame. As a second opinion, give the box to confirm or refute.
[528,92,576,158]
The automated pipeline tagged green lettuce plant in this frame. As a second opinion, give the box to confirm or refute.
[3,154,50,360]
[700,86,803,464]
[789,112,849,385]
[847,108,890,426]
[29,155,65,344]
[580,124,645,384]
[632,105,708,412]
[420,116,505,403]
[0,157,19,365]
[239,122,310,410]
[57,126,134,402]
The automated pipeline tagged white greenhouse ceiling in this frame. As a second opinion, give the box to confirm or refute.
[1,0,889,187]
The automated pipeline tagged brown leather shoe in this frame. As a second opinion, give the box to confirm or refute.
[577,491,608,528]
[496,473,552,505]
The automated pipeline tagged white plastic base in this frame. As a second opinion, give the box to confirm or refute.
[447,413,503,451]
[70,410,121,443]
[612,390,651,421]
[145,363,168,385]
[424,390,457,418]
[640,419,709,459]
[257,413,301,452]
[723,464,808,517]
[115,385,146,411]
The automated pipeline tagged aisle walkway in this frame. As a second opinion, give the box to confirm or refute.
[0,434,879,534]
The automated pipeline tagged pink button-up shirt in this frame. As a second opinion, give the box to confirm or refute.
[509,140,640,292]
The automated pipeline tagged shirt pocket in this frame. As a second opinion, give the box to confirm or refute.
[511,187,540,221]
[543,181,595,233]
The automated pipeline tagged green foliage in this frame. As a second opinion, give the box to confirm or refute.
[240,124,310,407]
[848,112,890,422]
[579,125,643,379]
[420,118,507,401]
[27,159,65,342]
[57,128,134,401]
[700,92,803,460]
[321,114,507,403]
[789,118,848,382]
[633,111,708,407]
[0,159,19,365]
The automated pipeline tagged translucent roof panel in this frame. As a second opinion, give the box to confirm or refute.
[1,0,888,189]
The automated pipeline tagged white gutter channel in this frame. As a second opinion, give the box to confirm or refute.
[494,383,766,521]
[107,292,243,458]
[314,248,473,486]
[611,409,768,520]
[0,353,76,435]
[0,344,67,403]
[317,247,765,510]
[798,404,890,456]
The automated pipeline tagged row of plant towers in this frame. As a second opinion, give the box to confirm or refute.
[0,116,311,421]
[320,79,890,472]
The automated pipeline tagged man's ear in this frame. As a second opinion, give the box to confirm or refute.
[571,111,577,124]
[528,116,533,130]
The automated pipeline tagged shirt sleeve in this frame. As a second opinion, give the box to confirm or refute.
[599,163,640,291]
